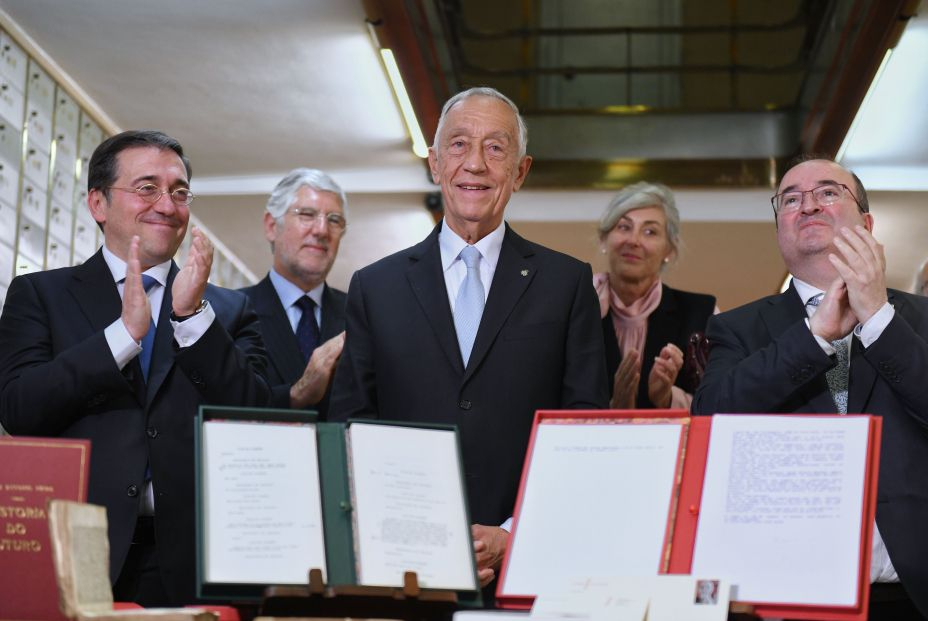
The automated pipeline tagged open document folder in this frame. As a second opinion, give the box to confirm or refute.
[195,406,480,606]
[496,410,880,621]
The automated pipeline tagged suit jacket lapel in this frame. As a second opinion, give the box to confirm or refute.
[68,251,122,334]
[145,263,178,403]
[69,251,145,398]
[252,276,305,383]
[319,284,342,342]
[761,283,836,413]
[406,226,464,373]
[464,226,535,382]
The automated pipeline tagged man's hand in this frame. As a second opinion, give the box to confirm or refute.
[647,343,683,408]
[809,277,857,342]
[472,524,509,588]
[121,236,152,341]
[829,225,888,325]
[290,332,346,409]
[610,349,640,409]
[172,227,213,316]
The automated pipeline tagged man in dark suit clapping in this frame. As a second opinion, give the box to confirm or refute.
[240,169,347,417]
[0,130,269,606]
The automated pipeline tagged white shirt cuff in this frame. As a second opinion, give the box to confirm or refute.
[855,302,894,348]
[105,318,142,370]
[805,317,836,356]
[170,301,215,348]
[500,517,513,532]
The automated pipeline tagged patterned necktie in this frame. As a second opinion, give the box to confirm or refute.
[138,275,158,382]
[806,294,850,414]
[453,246,485,366]
[295,296,320,363]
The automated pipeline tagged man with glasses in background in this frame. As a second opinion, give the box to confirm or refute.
[0,130,269,606]
[240,169,347,417]
[694,157,928,620]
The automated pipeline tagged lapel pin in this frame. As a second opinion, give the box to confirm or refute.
[521,270,529,276]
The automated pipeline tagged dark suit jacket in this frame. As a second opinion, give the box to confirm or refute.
[0,251,269,605]
[693,282,928,616]
[240,275,346,418]
[602,285,715,407]
[329,223,608,526]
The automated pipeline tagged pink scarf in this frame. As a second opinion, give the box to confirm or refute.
[593,273,663,361]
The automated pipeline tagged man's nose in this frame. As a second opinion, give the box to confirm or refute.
[464,145,486,172]
[799,191,821,213]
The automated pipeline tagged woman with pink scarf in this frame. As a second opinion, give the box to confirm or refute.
[595,182,716,410]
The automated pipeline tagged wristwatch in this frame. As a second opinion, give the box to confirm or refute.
[171,299,207,322]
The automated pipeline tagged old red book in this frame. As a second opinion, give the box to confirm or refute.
[0,436,91,621]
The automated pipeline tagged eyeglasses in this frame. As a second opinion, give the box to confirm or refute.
[770,183,861,215]
[109,184,195,206]
[290,207,347,232]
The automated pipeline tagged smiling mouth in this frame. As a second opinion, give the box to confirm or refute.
[458,184,489,191]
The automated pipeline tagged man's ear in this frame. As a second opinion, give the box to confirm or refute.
[512,155,533,192]
[427,147,440,184]
[263,212,278,243]
[88,188,107,226]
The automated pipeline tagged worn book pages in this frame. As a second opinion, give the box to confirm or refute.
[47,500,218,621]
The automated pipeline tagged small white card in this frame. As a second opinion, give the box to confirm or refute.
[529,576,730,621]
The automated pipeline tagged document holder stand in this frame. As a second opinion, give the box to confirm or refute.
[261,569,459,620]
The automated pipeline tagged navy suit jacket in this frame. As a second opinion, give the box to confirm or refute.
[240,275,346,418]
[0,250,269,605]
[693,282,928,616]
[329,223,608,526]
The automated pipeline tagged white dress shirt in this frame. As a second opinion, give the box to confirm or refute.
[792,276,898,583]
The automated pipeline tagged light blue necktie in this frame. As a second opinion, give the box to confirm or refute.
[138,275,158,382]
[453,246,485,366]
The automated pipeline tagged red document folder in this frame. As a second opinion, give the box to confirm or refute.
[0,436,91,621]
[495,410,881,621]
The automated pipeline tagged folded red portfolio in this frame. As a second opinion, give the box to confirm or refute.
[496,410,881,621]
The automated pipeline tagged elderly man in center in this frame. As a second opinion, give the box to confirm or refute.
[240,169,347,418]
[330,86,608,588]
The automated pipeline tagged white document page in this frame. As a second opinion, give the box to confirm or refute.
[500,423,684,596]
[202,420,326,584]
[691,415,870,605]
[348,423,476,590]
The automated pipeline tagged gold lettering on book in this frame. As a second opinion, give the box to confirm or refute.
[0,538,42,552]
[0,505,47,519]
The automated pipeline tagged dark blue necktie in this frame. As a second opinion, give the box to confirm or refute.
[138,275,158,382]
[295,296,320,363]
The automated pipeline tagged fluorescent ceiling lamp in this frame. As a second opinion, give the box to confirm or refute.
[835,49,893,162]
[838,11,928,189]
[380,48,428,159]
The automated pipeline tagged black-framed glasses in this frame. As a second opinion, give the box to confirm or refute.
[770,183,860,215]
[290,207,347,232]
[109,184,195,206]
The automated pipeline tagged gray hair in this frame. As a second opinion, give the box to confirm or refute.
[266,168,347,222]
[597,181,682,257]
[433,87,528,159]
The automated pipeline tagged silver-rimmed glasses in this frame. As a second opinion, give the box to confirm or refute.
[109,184,195,206]
[290,207,347,233]
[770,183,861,215]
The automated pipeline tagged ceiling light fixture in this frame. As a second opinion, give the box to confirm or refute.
[379,48,428,159]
